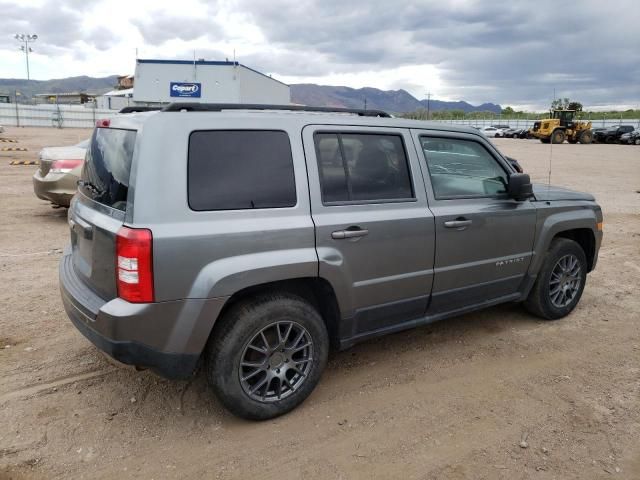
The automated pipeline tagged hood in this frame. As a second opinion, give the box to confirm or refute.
[39,146,86,162]
[532,184,595,202]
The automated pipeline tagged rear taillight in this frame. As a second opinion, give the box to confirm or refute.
[50,159,83,173]
[96,119,111,127]
[116,227,154,303]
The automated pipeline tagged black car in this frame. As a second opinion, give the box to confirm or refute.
[620,130,640,145]
[593,125,635,143]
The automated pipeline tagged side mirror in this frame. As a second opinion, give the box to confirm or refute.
[508,173,533,201]
[506,156,523,173]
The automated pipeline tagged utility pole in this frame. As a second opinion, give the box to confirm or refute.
[425,92,431,120]
[15,34,38,80]
[363,97,367,110]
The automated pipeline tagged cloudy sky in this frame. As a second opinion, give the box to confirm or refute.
[1,0,639,110]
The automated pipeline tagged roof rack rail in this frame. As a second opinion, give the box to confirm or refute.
[118,106,162,114]
[162,103,391,118]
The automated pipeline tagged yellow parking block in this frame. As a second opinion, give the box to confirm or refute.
[9,160,39,165]
[2,147,28,152]
[0,138,18,143]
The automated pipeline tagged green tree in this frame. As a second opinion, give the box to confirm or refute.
[502,106,515,115]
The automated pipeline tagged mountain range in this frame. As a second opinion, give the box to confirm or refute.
[0,76,501,114]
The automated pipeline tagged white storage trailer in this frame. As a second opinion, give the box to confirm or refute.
[133,59,290,105]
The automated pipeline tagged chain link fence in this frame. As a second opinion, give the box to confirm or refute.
[1,103,639,130]
[0,103,118,129]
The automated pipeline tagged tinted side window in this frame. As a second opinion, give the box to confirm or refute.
[188,130,296,211]
[314,133,414,204]
[420,137,508,199]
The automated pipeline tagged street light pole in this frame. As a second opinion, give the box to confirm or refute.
[15,33,38,80]
[425,92,431,120]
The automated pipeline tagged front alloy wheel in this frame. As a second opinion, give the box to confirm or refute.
[548,254,582,308]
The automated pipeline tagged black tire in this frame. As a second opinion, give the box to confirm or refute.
[524,238,588,320]
[205,293,329,420]
[605,135,616,144]
[551,129,566,144]
[540,137,550,144]
[579,130,593,144]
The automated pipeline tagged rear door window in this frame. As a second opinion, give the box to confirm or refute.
[314,132,414,204]
[188,130,296,211]
[80,127,136,211]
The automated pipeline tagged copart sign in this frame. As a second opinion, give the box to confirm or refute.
[170,82,201,98]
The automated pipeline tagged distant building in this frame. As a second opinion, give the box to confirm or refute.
[132,59,290,105]
[34,92,95,105]
[117,75,134,90]
[95,88,134,110]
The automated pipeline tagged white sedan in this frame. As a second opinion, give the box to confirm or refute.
[481,126,499,137]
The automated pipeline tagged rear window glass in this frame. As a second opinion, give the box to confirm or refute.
[188,130,296,211]
[80,128,136,211]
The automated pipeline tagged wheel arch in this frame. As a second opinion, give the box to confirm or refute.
[212,277,343,350]
[553,228,597,272]
[530,210,600,274]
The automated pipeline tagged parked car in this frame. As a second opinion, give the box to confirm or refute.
[32,139,89,207]
[481,126,500,137]
[60,104,603,420]
[593,125,634,143]
[620,130,640,145]
[503,128,522,138]
[518,129,532,139]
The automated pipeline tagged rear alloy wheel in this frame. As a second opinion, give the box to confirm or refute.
[239,321,314,403]
[524,238,587,320]
[579,130,593,144]
[551,129,566,144]
[635,139,640,145]
[206,294,329,420]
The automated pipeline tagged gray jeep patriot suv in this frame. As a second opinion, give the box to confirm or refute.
[60,104,603,420]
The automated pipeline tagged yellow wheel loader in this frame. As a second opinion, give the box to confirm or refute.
[529,110,593,144]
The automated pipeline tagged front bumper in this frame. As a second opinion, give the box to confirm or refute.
[32,170,77,207]
[59,251,227,379]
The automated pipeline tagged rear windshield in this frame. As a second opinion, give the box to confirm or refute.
[80,128,136,211]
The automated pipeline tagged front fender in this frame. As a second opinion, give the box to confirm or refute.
[529,205,600,274]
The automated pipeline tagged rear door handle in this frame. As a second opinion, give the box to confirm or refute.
[444,219,472,230]
[331,228,369,240]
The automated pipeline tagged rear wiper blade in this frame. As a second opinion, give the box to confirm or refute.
[77,179,104,195]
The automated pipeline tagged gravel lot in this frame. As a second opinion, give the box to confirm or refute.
[1,127,639,480]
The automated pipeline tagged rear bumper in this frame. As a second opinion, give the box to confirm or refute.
[32,170,77,206]
[59,250,228,379]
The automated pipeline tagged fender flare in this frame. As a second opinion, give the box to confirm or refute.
[529,209,598,274]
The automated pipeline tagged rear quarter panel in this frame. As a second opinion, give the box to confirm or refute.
[129,114,317,302]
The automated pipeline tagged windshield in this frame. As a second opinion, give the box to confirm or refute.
[80,128,136,211]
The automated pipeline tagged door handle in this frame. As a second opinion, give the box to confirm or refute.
[444,219,472,230]
[331,228,369,240]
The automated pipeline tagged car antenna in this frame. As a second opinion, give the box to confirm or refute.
[547,107,553,187]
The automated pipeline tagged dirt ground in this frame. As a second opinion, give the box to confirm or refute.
[1,126,639,480]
